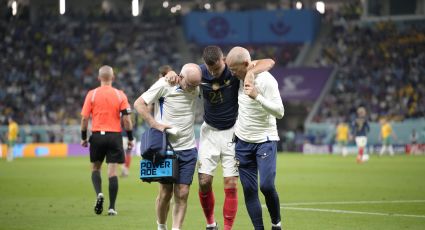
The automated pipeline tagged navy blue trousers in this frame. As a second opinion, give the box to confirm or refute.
[235,138,281,230]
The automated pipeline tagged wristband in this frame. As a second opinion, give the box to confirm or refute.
[81,130,87,140]
[126,130,134,141]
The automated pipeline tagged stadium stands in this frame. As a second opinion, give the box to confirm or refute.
[189,43,303,67]
[313,21,425,123]
[0,15,182,125]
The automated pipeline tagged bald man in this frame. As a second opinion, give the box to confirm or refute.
[226,47,284,230]
[81,65,134,216]
[134,63,202,230]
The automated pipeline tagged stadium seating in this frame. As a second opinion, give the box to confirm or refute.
[189,44,303,67]
[313,21,425,123]
[0,14,182,125]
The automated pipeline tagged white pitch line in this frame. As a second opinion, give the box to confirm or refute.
[279,200,425,206]
[283,207,425,219]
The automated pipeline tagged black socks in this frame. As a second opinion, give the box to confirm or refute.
[91,171,102,195]
[108,176,118,210]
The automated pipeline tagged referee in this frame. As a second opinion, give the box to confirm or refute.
[80,65,134,216]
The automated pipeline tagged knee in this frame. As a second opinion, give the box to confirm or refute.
[224,177,238,189]
[158,190,173,202]
[198,174,213,192]
[175,186,190,201]
[107,163,118,177]
[242,183,258,198]
[108,171,117,178]
[92,162,102,171]
[259,182,275,195]
[199,180,212,192]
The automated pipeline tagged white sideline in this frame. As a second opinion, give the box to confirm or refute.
[282,207,425,219]
[259,200,425,219]
[280,200,425,206]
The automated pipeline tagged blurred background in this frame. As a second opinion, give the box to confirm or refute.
[0,0,424,157]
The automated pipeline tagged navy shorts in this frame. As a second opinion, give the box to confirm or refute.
[162,148,198,185]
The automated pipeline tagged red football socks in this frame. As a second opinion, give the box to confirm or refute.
[199,190,215,224]
[223,188,238,230]
[124,154,131,168]
[357,147,364,163]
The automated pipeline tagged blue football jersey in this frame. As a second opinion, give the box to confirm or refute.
[351,117,370,137]
[200,64,239,130]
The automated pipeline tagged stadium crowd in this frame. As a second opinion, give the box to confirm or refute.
[0,14,182,125]
[1,13,302,127]
[314,21,425,123]
[189,43,302,67]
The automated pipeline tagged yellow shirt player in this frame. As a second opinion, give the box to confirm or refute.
[335,121,349,156]
[7,117,19,162]
[379,118,395,156]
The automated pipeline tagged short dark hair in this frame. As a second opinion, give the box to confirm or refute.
[202,46,223,66]
[158,65,173,77]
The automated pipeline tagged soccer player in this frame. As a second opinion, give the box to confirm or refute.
[120,134,133,178]
[81,65,134,216]
[7,116,19,162]
[351,107,370,163]
[134,63,202,230]
[409,129,420,155]
[379,118,396,156]
[226,47,284,230]
[335,120,349,156]
[165,46,275,230]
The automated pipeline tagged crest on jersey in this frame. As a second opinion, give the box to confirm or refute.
[212,82,220,91]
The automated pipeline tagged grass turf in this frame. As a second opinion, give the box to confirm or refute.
[1,154,424,230]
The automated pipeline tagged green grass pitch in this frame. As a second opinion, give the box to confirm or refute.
[1,154,425,230]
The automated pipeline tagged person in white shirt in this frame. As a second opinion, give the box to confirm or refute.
[134,63,201,230]
[226,47,284,230]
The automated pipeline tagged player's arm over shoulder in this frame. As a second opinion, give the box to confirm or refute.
[140,77,170,105]
[250,59,275,74]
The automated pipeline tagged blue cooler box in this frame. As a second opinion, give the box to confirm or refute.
[140,151,178,183]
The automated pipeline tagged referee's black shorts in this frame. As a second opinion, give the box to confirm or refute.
[89,132,124,163]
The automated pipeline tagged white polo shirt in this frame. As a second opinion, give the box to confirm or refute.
[141,78,200,150]
[235,71,284,143]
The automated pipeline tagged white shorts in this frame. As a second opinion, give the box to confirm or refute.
[355,136,368,148]
[198,122,239,177]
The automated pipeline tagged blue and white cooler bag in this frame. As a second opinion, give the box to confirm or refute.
[139,128,179,183]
